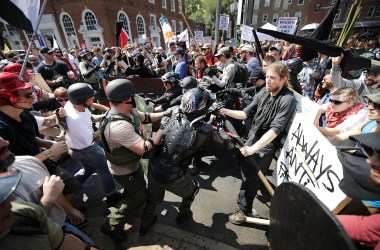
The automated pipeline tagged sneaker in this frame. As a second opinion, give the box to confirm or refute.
[228,209,252,225]
[139,214,157,236]
[100,220,127,243]
[106,190,124,208]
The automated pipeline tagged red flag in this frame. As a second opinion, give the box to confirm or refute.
[120,28,128,48]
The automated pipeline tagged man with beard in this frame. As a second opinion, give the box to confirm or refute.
[78,49,100,92]
[201,43,217,67]
[240,45,260,75]
[331,53,380,104]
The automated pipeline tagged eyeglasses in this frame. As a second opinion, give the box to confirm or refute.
[329,99,346,105]
[18,92,33,99]
[368,100,380,109]
[57,98,69,103]
[46,52,54,55]
[361,145,380,159]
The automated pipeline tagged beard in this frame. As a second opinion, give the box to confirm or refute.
[365,79,377,86]
[0,152,15,172]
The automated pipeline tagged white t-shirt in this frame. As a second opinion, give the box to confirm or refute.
[64,101,94,149]
[336,108,368,133]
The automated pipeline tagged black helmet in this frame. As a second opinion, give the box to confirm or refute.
[287,58,304,74]
[134,54,145,64]
[67,83,96,105]
[162,72,179,84]
[105,47,113,53]
[106,79,135,103]
[179,76,197,89]
[80,49,91,57]
[181,87,214,117]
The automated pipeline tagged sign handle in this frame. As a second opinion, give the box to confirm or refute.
[179,11,199,51]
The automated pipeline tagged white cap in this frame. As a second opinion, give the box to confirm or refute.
[241,45,254,52]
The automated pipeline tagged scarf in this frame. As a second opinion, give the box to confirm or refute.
[325,102,365,128]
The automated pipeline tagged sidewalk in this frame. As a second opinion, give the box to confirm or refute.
[85,216,239,250]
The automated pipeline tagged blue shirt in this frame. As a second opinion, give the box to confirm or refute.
[175,59,188,80]
[92,56,107,79]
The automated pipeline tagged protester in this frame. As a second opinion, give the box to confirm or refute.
[173,48,188,79]
[240,44,260,75]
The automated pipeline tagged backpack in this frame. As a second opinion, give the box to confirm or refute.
[233,61,249,87]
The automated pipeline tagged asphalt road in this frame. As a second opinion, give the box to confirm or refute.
[79,146,272,249]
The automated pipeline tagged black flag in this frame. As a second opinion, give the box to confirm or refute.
[115,21,123,47]
[0,0,33,32]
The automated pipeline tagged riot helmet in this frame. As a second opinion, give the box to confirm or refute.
[80,49,91,57]
[162,72,179,84]
[287,58,304,74]
[67,82,96,105]
[106,79,136,105]
[181,87,214,121]
[179,76,197,89]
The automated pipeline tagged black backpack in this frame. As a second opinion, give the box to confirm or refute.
[233,61,249,87]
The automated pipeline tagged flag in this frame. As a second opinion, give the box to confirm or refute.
[120,28,129,48]
[4,43,10,52]
[115,21,123,46]
[38,33,47,47]
[0,0,40,32]
[53,36,60,49]
[177,29,188,43]
[159,16,174,43]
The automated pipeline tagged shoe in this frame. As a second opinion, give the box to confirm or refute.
[189,165,200,176]
[100,220,128,243]
[139,214,157,236]
[228,209,253,225]
[175,209,193,225]
[106,190,124,207]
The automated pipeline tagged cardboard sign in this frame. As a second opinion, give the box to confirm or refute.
[203,36,212,45]
[241,24,253,42]
[277,17,299,35]
[29,73,52,93]
[194,31,204,44]
[292,90,322,125]
[273,113,346,211]
[219,14,230,31]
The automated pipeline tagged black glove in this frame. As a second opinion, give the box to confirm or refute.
[226,88,241,95]
[208,101,224,115]
[145,98,156,105]
[95,65,101,70]
[162,107,173,117]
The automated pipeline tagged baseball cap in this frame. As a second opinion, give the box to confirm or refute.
[3,63,33,75]
[350,131,380,152]
[269,45,282,53]
[0,170,22,204]
[249,68,265,80]
[215,47,230,57]
[201,43,212,49]
[173,47,185,56]
[357,32,372,40]
[365,92,380,104]
[53,48,62,53]
[39,46,54,54]
[241,45,254,53]
[366,66,380,75]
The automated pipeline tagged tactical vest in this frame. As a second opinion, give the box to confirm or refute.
[99,110,142,166]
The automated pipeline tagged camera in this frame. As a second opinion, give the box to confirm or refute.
[204,66,219,77]
[106,54,112,60]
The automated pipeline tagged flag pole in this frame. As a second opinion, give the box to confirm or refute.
[179,11,199,51]
[20,0,48,79]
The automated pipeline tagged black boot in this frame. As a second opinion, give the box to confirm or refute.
[106,191,123,207]
[139,214,157,236]
[176,181,200,225]
[100,220,127,243]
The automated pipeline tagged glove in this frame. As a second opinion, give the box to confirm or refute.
[162,107,173,117]
[208,101,224,115]
[95,65,101,70]
[226,88,241,95]
[145,98,156,105]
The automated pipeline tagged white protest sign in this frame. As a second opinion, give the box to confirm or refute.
[194,31,204,44]
[219,14,230,31]
[292,90,322,125]
[273,113,346,211]
[203,36,212,45]
[277,17,299,34]
[241,24,253,42]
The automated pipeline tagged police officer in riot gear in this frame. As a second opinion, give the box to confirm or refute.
[139,87,235,235]
[99,79,171,243]
[287,57,304,94]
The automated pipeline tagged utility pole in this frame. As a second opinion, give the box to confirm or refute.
[215,0,221,50]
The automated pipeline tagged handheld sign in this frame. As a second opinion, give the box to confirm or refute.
[219,14,230,31]
[277,17,299,35]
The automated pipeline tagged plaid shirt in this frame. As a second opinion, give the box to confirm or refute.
[298,58,322,99]
[92,55,107,79]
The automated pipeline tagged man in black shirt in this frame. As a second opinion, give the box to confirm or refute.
[218,63,297,225]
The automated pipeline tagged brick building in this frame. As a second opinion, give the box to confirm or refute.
[3,0,201,51]
[305,0,380,38]
[238,0,310,32]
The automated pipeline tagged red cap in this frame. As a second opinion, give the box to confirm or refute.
[3,63,33,75]
[0,72,33,95]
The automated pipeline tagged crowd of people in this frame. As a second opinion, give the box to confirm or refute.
[0,28,380,249]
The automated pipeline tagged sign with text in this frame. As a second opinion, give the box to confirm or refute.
[241,24,253,42]
[203,36,212,45]
[194,31,204,44]
[219,14,230,31]
[277,17,299,35]
[273,114,346,211]
[292,90,322,125]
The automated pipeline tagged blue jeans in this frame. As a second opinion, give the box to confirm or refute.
[64,222,95,246]
[71,143,116,196]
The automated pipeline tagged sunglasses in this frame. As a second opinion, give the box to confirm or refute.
[368,100,380,109]
[18,92,33,99]
[57,98,69,103]
[329,99,346,105]
[361,145,380,159]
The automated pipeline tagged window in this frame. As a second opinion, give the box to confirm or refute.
[367,6,375,18]
[297,0,304,5]
[273,13,279,23]
[331,0,336,4]
[136,15,146,36]
[172,20,176,33]
[24,31,34,42]
[262,14,268,22]
[84,11,98,31]
[179,21,183,32]
[264,0,270,7]
[254,0,259,9]
[150,14,157,29]
[178,0,182,11]
[162,0,167,9]
[170,0,175,11]
[90,37,101,43]
[5,24,16,36]
[117,11,132,41]
[61,12,79,47]
[314,3,321,12]
[283,12,289,17]
[287,0,292,3]
[252,15,258,25]
[335,9,341,20]
[375,6,380,17]
[295,11,302,18]
[149,0,155,3]
[275,0,281,8]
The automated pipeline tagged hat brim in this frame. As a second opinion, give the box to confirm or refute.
[0,170,22,204]
[350,132,380,151]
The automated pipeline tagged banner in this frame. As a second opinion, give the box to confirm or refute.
[177,29,189,42]
[203,36,212,45]
[219,14,230,31]
[159,16,174,43]
[277,17,299,34]
[241,24,253,42]
[194,31,204,44]
[273,113,346,211]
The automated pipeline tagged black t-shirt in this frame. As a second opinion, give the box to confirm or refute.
[0,111,40,156]
[36,60,71,89]
[32,98,61,112]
